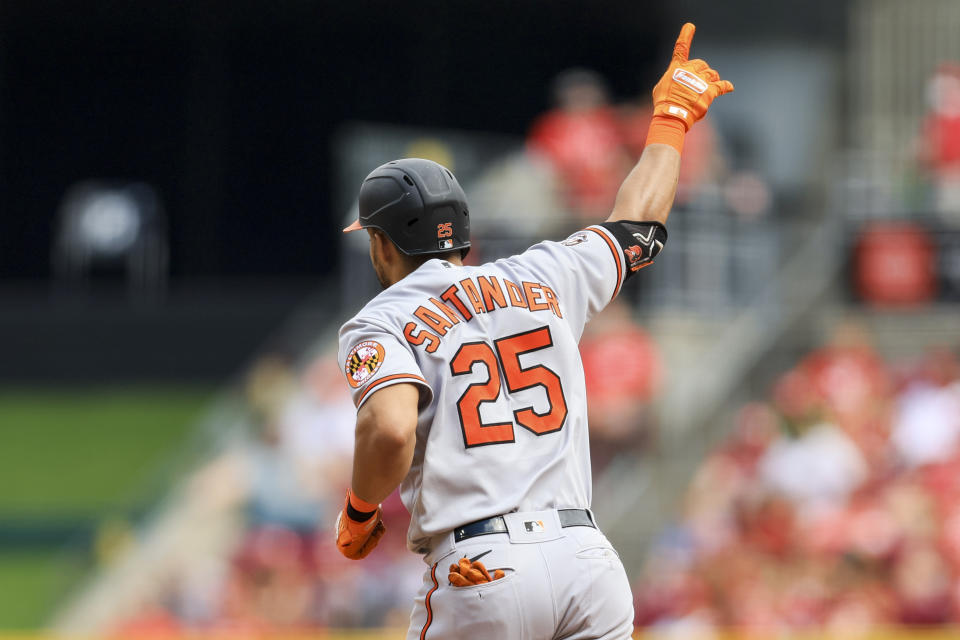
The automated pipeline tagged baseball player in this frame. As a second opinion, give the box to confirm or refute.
[336,23,732,638]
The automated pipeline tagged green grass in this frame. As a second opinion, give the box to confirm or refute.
[0,388,212,514]
[0,550,86,629]
[0,387,213,629]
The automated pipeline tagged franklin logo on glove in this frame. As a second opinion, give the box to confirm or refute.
[672,68,708,94]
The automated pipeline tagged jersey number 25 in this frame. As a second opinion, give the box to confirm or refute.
[449,325,568,448]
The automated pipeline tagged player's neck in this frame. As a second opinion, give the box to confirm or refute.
[392,255,463,285]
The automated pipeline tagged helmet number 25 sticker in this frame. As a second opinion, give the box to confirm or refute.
[449,325,567,448]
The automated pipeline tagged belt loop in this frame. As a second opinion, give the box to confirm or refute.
[423,531,456,566]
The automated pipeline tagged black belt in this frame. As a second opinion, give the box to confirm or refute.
[453,509,595,542]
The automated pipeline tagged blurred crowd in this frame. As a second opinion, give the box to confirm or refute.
[854,62,960,308]
[917,62,960,223]
[634,326,960,635]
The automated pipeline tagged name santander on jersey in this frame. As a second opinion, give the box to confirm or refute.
[403,275,563,354]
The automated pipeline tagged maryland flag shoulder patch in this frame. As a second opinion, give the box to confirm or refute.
[345,340,386,388]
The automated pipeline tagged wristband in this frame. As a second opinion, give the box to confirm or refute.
[346,489,378,521]
[645,115,686,153]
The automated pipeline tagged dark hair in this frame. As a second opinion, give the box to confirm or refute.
[371,228,461,268]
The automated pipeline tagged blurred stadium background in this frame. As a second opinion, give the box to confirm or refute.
[2,0,960,637]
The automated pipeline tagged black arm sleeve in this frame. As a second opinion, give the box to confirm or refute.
[599,220,668,280]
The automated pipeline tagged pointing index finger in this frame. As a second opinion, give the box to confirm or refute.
[672,22,696,63]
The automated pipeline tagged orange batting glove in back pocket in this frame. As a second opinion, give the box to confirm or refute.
[449,556,506,586]
[651,22,734,131]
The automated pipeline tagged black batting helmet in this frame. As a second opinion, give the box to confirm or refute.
[343,158,471,258]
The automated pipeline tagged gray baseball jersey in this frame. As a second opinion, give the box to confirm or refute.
[339,222,663,551]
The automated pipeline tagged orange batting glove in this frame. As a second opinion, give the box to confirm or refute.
[335,489,385,560]
[652,22,733,131]
[448,556,506,587]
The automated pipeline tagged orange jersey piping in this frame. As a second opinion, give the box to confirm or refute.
[585,226,624,302]
[356,373,428,407]
[419,562,439,639]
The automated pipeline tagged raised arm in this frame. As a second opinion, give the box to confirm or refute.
[607,23,733,226]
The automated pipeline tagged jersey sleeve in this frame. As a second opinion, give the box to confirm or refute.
[511,222,666,324]
[338,318,434,410]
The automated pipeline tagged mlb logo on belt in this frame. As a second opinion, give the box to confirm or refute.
[524,520,545,533]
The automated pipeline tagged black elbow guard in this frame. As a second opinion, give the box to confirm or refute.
[599,220,668,279]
